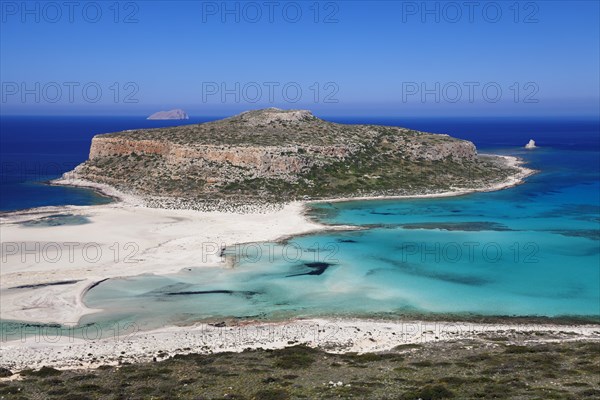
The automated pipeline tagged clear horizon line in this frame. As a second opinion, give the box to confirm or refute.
[1,114,599,120]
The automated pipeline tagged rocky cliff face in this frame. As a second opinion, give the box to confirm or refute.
[87,137,355,178]
[67,108,511,208]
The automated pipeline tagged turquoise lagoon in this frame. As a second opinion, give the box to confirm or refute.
[74,147,600,333]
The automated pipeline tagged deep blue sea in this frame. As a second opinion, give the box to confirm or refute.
[1,115,599,333]
[2,116,598,211]
[0,116,218,211]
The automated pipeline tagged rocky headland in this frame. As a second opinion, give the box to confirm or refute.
[61,108,525,210]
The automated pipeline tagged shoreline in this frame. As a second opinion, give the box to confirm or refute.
[50,174,143,207]
[47,154,536,211]
[307,155,536,205]
[3,152,584,372]
[1,317,599,372]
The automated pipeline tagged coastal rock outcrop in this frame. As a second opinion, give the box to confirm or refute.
[525,139,537,149]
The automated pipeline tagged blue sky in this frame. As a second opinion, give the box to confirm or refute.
[1,0,599,117]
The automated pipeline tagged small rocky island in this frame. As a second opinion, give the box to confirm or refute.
[147,109,189,120]
[66,108,519,209]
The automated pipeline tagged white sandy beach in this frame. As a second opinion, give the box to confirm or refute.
[1,318,599,372]
[4,154,596,372]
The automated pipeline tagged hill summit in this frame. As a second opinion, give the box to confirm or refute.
[231,107,316,126]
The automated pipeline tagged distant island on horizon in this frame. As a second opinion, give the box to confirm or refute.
[147,109,189,120]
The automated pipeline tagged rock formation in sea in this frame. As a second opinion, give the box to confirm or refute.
[147,109,189,120]
[525,139,537,149]
[65,108,520,209]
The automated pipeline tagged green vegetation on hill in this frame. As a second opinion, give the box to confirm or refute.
[103,110,372,146]
[2,338,598,399]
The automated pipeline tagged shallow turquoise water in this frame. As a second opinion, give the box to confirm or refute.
[74,148,600,332]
